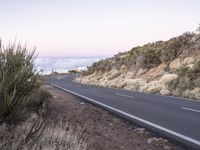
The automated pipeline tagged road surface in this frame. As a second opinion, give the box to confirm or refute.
[48,75,200,149]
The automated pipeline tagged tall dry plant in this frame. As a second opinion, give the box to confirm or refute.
[0,40,49,125]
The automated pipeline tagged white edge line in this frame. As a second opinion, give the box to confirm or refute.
[181,107,200,113]
[49,82,200,147]
[116,93,135,99]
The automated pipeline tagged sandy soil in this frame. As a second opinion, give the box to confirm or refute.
[43,84,185,150]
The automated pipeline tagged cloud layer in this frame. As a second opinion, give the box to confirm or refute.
[35,57,101,74]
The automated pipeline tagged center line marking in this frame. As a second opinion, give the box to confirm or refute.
[116,93,135,99]
[181,107,200,113]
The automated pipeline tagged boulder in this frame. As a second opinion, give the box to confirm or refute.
[117,82,127,89]
[159,74,178,85]
[120,65,126,70]
[107,70,121,80]
[144,67,165,79]
[98,80,107,87]
[140,81,164,94]
[160,89,171,96]
[125,78,147,91]
[137,68,148,76]
[191,88,200,100]
[125,71,135,79]
[191,88,200,95]
[182,90,195,99]
[195,94,200,100]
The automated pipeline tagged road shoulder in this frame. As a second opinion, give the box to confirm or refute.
[43,84,184,150]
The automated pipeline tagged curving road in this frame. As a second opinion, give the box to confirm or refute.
[48,74,200,149]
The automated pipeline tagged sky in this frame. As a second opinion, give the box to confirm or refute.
[0,0,200,57]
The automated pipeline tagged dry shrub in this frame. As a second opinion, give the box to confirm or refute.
[37,120,91,150]
[125,78,147,91]
[0,114,91,150]
[140,81,164,94]
[82,30,199,77]
[0,108,46,150]
[169,61,200,99]
[194,78,200,87]
[0,41,50,125]
[161,32,195,63]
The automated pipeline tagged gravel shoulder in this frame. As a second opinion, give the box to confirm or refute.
[43,84,185,150]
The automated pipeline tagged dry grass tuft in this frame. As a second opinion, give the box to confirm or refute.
[0,114,91,150]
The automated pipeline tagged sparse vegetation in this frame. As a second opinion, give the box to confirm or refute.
[0,116,90,150]
[84,31,200,76]
[78,27,200,100]
[0,41,50,125]
[0,41,52,149]
[169,61,200,98]
[161,32,195,63]
[0,41,92,149]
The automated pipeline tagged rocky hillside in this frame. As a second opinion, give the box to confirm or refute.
[76,31,200,100]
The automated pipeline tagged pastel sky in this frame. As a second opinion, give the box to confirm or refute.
[0,0,200,57]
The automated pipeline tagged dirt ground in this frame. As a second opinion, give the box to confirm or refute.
[43,84,185,150]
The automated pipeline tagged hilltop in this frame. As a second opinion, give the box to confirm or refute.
[76,31,200,100]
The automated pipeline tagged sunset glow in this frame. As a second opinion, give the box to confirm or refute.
[1,0,200,57]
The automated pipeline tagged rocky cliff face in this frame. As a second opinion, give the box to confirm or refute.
[76,32,200,100]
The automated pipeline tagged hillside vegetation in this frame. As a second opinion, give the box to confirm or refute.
[76,30,200,100]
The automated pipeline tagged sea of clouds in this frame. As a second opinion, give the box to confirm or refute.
[34,57,102,74]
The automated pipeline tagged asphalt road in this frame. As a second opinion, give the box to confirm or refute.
[48,74,200,149]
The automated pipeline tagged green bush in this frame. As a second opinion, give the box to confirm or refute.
[178,66,189,77]
[28,89,51,112]
[127,41,164,69]
[177,61,200,83]
[178,76,192,90]
[168,61,200,98]
[161,32,195,63]
[142,48,162,68]
[189,61,200,80]
[0,41,50,124]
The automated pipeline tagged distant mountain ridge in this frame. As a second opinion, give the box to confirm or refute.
[76,31,200,100]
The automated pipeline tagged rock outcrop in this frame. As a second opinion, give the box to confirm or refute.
[76,32,200,100]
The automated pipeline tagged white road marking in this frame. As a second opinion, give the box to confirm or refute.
[181,107,200,113]
[116,93,135,99]
[49,82,200,147]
